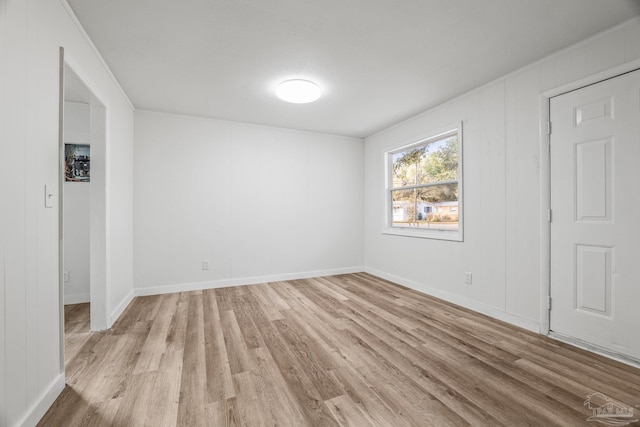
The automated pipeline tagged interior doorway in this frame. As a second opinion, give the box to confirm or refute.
[62,65,94,365]
[59,50,110,362]
[63,71,92,308]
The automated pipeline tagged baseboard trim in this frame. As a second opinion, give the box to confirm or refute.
[63,293,90,305]
[364,267,541,333]
[110,289,135,327]
[18,373,65,427]
[134,266,364,297]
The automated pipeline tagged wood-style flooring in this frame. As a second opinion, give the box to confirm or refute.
[64,303,92,362]
[40,273,640,426]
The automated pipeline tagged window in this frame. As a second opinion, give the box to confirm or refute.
[384,124,463,241]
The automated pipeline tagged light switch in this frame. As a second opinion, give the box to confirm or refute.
[44,185,54,208]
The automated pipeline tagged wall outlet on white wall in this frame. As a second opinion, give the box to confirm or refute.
[202,259,210,270]
[63,271,70,282]
[465,272,472,285]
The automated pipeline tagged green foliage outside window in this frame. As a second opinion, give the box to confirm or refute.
[389,131,461,234]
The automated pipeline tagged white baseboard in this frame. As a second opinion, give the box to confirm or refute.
[364,267,541,333]
[110,289,135,327]
[63,293,90,305]
[134,266,364,297]
[18,373,65,427]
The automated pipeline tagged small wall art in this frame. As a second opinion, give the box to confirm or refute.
[64,144,90,182]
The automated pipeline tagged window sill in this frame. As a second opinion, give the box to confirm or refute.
[382,227,463,242]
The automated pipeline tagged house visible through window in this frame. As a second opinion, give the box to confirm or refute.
[385,124,463,241]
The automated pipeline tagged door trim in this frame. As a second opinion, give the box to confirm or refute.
[58,47,65,373]
[539,57,640,337]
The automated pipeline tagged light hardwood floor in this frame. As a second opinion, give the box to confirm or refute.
[63,303,92,362]
[41,273,640,426]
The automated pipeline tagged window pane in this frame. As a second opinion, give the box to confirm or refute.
[391,135,458,187]
[391,183,459,231]
[392,147,425,187]
[391,189,416,223]
[422,136,458,183]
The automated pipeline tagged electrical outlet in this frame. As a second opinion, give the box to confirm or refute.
[202,259,210,270]
[465,272,472,285]
[63,271,69,282]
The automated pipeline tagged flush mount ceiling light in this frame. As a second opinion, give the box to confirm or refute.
[276,79,321,104]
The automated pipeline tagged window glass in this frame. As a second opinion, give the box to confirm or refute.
[385,125,462,241]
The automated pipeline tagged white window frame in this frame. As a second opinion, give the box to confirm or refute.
[383,123,463,241]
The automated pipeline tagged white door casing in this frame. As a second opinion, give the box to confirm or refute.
[550,69,640,361]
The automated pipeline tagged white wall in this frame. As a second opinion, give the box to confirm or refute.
[63,101,91,304]
[0,1,134,426]
[364,17,640,332]
[134,111,364,294]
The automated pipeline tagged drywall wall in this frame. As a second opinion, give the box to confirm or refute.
[364,16,640,332]
[63,101,91,304]
[0,1,134,426]
[134,111,364,294]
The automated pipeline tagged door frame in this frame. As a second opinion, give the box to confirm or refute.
[539,58,640,338]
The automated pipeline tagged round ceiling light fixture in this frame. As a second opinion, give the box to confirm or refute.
[276,79,321,104]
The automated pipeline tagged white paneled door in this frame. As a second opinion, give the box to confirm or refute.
[550,69,640,361]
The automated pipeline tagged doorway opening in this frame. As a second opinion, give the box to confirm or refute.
[59,52,109,371]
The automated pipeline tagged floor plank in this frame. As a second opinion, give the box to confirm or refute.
[40,274,640,426]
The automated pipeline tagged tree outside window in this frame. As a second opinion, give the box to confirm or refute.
[386,125,463,241]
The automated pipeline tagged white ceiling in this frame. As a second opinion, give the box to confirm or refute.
[67,0,640,138]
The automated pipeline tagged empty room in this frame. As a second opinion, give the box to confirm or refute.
[3,0,640,426]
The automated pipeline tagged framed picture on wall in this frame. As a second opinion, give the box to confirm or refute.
[64,144,90,182]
